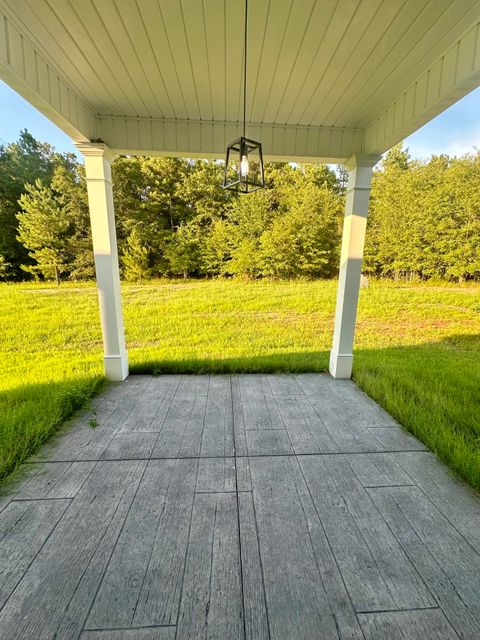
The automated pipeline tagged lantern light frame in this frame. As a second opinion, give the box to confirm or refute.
[223,136,265,193]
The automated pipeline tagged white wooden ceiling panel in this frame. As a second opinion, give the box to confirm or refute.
[92,0,162,117]
[5,0,478,126]
[247,0,294,122]
[278,0,362,125]
[346,0,480,126]
[62,0,149,116]
[297,0,386,125]
[322,0,428,126]
[138,0,189,120]
[246,0,288,124]
[203,0,226,122]
[158,1,201,120]
[181,0,213,121]
[3,0,480,157]
[305,0,406,125]
[46,0,138,116]
[270,0,338,124]
[260,0,317,124]
[224,0,247,122]
[11,0,110,114]
[114,0,174,118]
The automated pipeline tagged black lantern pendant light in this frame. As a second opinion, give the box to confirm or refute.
[223,0,265,193]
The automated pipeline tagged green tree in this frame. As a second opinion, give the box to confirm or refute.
[365,144,418,278]
[0,130,69,277]
[261,182,342,278]
[112,156,190,275]
[123,227,152,282]
[227,189,277,278]
[365,145,480,281]
[202,219,234,276]
[176,160,231,223]
[17,179,72,284]
[165,222,202,278]
[53,162,93,279]
[0,255,11,280]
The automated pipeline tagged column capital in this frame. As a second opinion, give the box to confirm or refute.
[344,153,382,170]
[75,141,116,163]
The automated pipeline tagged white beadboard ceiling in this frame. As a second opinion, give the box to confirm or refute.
[1,0,480,158]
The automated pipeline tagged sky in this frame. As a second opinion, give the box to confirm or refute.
[1,79,480,161]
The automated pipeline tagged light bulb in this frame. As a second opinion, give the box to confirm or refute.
[240,154,249,177]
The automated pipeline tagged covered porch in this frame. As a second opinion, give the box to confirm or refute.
[2,373,480,639]
[1,2,480,639]
[2,0,480,381]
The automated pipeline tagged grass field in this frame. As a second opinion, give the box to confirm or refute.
[1,279,479,489]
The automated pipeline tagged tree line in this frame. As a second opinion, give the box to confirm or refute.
[0,130,479,283]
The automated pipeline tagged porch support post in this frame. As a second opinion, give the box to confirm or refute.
[329,153,380,379]
[75,142,128,381]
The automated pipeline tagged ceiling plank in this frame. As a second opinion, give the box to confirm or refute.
[181,0,213,121]
[364,20,480,154]
[249,0,294,123]
[260,0,317,124]
[305,0,405,126]
[5,0,110,115]
[92,0,161,117]
[158,0,201,120]
[348,0,480,126]
[280,0,361,125]
[114,0,174,118]
[204,0,226,122]
[97,115,364,162]
[0,4,94,141]
[43,0,137,116]
[138,0,189,120]
[270,0,338,125]
[225,0,251,123]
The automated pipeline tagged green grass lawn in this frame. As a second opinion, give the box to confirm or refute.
[1,279,479,489]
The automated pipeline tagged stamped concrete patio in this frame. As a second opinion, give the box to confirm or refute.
[1,373,480,640]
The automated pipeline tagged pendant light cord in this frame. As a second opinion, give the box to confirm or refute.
[243,0,248,139]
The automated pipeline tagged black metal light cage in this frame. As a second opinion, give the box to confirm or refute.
[223,136,265,193]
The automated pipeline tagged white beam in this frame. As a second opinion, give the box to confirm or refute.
[364,20,480,155]
[0,3,94,142]
[95,116,364,162]
[329,153,380,379]
[76,142,128,382]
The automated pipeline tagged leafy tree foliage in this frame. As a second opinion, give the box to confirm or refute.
[165,222,203,278]
[15,161,92,283]
[260,166,342,278]
[0,130,72,276]
[365,145,480,281]
[0,255,11,280]
[1,132,479,283]
[123,227,152,282]
[17,178,71,284]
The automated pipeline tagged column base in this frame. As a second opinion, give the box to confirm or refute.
[329,351,353,379]
[104,351,129,381]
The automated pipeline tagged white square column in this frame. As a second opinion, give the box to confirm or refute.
[75,142,128,381]
[329,153,380,379]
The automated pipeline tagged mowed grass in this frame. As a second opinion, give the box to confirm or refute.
[0,279,479,488]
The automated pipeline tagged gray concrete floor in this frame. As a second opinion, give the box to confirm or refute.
[1,374,480,639]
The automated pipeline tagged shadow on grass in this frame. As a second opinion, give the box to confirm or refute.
[129,351,330,375]
[0,376,105,482]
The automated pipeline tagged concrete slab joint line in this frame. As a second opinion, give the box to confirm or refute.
[0,374,478,640]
